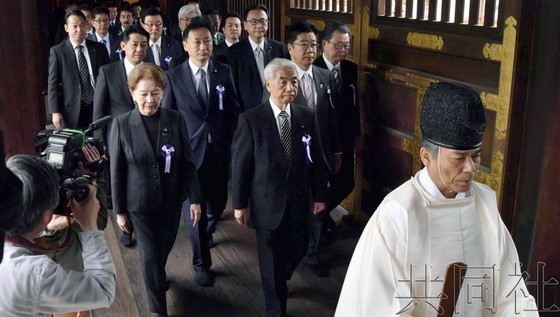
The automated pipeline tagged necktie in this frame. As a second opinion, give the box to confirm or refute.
[332,66,341,92]
[197,68,209,106]
[279,111,292,163]
[77,45,93,105]
[302,73,315,109]
[100,39,110,55]
[255,46,265,86]
[152,43,160,66]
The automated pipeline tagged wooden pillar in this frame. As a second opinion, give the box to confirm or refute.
[513,0,560,310]
[0,1,46,155]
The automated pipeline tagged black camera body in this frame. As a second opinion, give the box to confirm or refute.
[45,129,105,178]
[35,116,112,214]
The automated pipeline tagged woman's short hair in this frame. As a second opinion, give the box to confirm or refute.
[128,63,166,92]
[5,155,60,236]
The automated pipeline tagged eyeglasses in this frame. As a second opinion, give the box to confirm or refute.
[94,19,110,24]
[291,42,318,50]
[179,17,192,22]
[327,40,351,50]
[246,19,268,25]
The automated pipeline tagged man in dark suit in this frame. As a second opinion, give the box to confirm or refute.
[227,4,286,112]
[162,17,240,286]
[93,25,149,142]
[48,10,110,130]
[93,25,149,247]
[141,7,183,70]
[285,22,342,277]
[314,22,361,236]
[110,3,134,38]
[231,58,328,317]
[89,7,122,62]
[212,11,242,64]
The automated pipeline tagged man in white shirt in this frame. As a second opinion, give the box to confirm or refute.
[89,7,121,62]
[140,7,183,71]
[212,11,242,63]
[336,82,539,317]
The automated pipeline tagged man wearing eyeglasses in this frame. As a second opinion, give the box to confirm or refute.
[227,4,286,111]
[285,21,342,278]
[88,7,121,62]
[313,21,361,263]
[140,7,182,71]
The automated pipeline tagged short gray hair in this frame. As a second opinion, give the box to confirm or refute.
[420,136,439,158]
[5,155,60,236]
[178,4,201,21]
[264,58,297,82]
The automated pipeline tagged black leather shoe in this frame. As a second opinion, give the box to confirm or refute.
[119,232,136,248]
[303,262,329,277]
[195,269,214,287]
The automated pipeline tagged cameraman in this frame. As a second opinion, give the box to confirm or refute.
[0,154,116,316]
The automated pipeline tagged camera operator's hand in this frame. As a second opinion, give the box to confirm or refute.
[52,112,64,130]
[46,214,73,231]
[70,184,99,231]
[116,213,132,234]
[78,144,102,176]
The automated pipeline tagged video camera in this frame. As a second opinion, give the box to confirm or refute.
[35,116,112,214]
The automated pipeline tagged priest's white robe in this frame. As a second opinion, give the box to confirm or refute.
[335,168,538,317]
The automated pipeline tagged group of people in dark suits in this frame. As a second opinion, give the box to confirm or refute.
[46,2,360,316]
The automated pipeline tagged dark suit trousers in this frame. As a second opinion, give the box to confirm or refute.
[129,205,182,314]
[305,148,355,266]
[77,101,93,129]
[181,147,226,271]
[255,201,309,317]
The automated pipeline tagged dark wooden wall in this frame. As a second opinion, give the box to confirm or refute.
[0,1,47,155]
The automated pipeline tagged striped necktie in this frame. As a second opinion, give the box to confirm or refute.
[76,45,93,105]
[279,111,292,163]
[302,72,315,109]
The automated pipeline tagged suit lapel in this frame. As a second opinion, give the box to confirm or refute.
[312,66,328,108]
[117,61,132,105]
[261,103,288,171]
[181,62,208,117]
[130,108,158,161]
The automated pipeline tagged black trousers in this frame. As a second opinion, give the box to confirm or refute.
[181,147,227,271]
[129,205,181,314]
[305,149,355,266]
[255,201,309,317]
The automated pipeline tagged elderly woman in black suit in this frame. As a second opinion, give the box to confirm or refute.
[109,63,202,317]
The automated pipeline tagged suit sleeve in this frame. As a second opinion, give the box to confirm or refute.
[327,78,342,154]
[161,73,177,110]
[93,66,109,140]
[230,113,254,209]
[109,117,127,214]
[225,66,241,136]
[310,112,328,202]
[47,47,63,114]
[178,114,202,203]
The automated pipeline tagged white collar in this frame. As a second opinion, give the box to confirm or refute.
[322,55,340,71]
[418,167,469,199]
[70,39,87,49]
[225,39,238,47]
[269,99,291,117]
[296,65,313,80]
[149,37,162,47]
[188,59,209,76]
[95,33,110,42]
[248,37,265,51]
[124,58,141,77]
